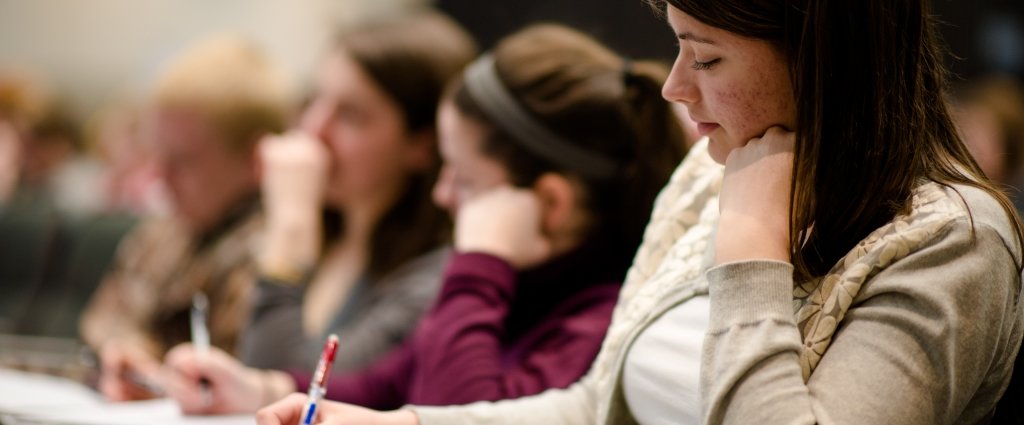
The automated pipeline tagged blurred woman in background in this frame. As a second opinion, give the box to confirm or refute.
[165,22,687,415]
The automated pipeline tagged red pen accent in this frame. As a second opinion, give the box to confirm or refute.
[300,334,340,425]
[314,335,339,388]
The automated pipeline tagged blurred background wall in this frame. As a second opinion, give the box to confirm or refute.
[0,0,1020,121]
[0,0,426,119]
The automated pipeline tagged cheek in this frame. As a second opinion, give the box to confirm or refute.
[712,72,790,142]
[339,139,406,189]
[716,83,775,136]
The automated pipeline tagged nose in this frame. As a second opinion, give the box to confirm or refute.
[432,165,456,214]
[662,53,700,105]
[299,98,332,142]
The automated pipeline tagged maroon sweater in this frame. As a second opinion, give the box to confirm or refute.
[289,246,622,409]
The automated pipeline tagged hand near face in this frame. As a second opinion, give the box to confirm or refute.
[256,393,419,425]
[259,131,330,221]
[454,186,553,269]
[715,126,795,265]
[97,341,165,401]
[164,343,292,415]
[257,132,329,271]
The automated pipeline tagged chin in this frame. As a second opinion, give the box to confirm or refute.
[706,137,729,165]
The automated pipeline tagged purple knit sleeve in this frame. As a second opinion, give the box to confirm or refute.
[405,252,617,405]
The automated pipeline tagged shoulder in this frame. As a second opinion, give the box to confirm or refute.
[376,245,452,294]
[112,215,191,265]
[945,183,1022,262]
[387,245,451,281]
[854,183,1022,302]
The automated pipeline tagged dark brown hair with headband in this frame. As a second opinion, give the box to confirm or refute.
[447,23,689,266]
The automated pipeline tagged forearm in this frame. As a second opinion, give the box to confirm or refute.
[413,378,596,425]
[701,223,1021,424]
[701,260,809,424]
[258,210,319,282]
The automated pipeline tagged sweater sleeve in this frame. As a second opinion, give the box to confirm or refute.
[407,252,615,406]
[79,222,166,357]
[701,220,1022,424]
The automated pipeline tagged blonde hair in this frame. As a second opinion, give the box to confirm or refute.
[0,70,50,131]
[153,34,292,153]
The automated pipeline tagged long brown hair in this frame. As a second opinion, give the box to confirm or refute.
[448,24,688,271]
[648,0,1024,279]
[331,10,477,278]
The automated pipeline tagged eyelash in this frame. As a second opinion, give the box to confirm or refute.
[691,58,720,70]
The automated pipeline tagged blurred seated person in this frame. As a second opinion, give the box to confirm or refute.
[18,107,109,217]
[0,71,59,209]
[78,34,293,401]
[954,74,1024,213]
[0,72,40,204]
[228,10,475,374]
[163,23,686,415]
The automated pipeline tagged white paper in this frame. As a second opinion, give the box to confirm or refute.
[0,369,253,425]
[0,368,103,411]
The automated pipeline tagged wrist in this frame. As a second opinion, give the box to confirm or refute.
[258,255,315,285]
[715,212,790,265]
[260,218,320,282]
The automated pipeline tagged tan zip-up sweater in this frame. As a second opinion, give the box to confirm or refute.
[414,138,1023,424]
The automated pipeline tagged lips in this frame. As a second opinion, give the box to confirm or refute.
[696,122,720,136]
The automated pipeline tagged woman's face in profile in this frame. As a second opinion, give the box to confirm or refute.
[432,99,511,217]
[660,5,797,164]
[299,50,424,209]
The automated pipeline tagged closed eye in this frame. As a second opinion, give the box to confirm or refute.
[691,58,720,71]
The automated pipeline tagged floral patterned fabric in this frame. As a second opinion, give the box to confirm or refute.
[794,182,963,379]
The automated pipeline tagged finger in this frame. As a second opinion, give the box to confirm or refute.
[100,346,127,373]
[166,371,207,414]
[104,370,157,401]
[256,393,308,425]
[98,373,128,401]
[129,352,163,378]
[763,125,794,136]
[164,348,202,380]
[195,346,239,383]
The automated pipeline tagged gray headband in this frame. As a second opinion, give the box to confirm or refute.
[462,54,619,179]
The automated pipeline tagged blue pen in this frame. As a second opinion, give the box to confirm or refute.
[300,334,339,425]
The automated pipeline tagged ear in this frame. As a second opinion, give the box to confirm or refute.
[403,129,437,172]
[532,173,579,235]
